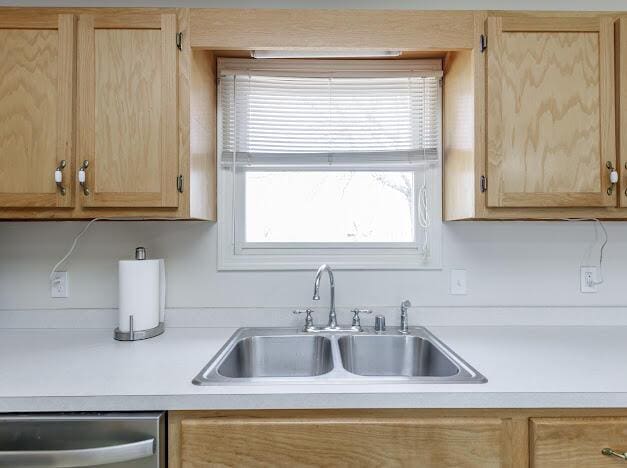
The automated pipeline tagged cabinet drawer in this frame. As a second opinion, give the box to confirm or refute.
[531,417,627,467]
[178,415,510,467]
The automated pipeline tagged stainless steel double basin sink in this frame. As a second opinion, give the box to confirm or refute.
[193,327,486,385]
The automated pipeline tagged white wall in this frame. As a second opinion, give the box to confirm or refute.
[2,220,627,311]
[1,0,626,314]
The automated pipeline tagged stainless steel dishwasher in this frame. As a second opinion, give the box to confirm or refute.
[0,412,165,467]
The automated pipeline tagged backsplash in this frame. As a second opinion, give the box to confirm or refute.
[1,220,626,311]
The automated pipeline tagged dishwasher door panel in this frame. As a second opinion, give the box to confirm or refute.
[0,412,165,467]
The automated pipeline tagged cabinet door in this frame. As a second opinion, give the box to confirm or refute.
[531,417,627,467]
[175,415,510,467]
[486,16,616,208]
[619,17,627,207]
[78,13,178,208]
[0,14,75,208]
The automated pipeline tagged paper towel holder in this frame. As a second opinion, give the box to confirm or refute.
[114,315,165,341]
[114,246,165,341]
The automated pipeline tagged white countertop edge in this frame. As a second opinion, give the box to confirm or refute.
[1,393,627,413]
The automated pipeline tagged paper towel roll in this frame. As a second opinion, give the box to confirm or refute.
[118,259,164,332]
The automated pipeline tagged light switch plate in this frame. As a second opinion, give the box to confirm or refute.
[51,271,69,298]
[450,269,467,295]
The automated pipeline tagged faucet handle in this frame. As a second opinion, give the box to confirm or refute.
[401,300,412,311]
[350,308,372,331]
[293,308,315,332]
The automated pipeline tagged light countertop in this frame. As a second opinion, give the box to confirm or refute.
[0,325,625,412]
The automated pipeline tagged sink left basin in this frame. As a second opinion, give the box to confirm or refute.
[193,329,335,384]
[218,335,333,378]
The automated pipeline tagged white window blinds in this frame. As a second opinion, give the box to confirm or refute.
[219,59,442,168]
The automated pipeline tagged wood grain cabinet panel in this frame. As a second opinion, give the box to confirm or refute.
[486,16,616,208]
[0,14,75,208]
[78,13,179,208]
[531,417,627,467]
[171,412,518,468]
[619,17,627,207]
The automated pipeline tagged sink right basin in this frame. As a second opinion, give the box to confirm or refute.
[338,335,459,377]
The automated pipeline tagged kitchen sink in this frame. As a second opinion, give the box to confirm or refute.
[193,327,486,385]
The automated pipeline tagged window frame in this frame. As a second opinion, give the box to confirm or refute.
[216,61,443,271]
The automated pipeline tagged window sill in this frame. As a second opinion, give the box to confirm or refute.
[217,250,442,271]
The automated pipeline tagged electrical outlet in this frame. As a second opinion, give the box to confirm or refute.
[580,266,599,293]
[51,271,69,298]
[450,269,467,295]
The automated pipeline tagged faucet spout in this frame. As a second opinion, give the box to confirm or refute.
[312,264,337,329]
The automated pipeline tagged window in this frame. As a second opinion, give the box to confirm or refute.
[217,59,442,270]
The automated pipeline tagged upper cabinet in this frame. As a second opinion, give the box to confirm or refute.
[77,13,179,208]
[486,16,616,208]
[0,9,217,220]
[619,17,627,208]
[0,13,76,208]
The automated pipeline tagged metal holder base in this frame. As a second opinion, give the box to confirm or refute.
[114,315,165,341]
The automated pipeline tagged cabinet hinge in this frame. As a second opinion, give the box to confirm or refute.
[176,32,183,51]
[480,34,487,53]
[177,174,184,193]
[480,175,488,193]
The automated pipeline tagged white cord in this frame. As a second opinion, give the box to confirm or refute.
[49,218,102,281]
[417,167,431,257]
[534,217,607,286]
[48,217,183,282]
[579,219,607,285]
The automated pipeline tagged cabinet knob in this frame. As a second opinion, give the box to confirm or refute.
[606,161,618,196]
[602,448,627,461]
[55,160,66,196]
[78,160,90,196]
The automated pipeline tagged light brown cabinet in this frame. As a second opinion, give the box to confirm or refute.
[619,17,627,208]
[531,417,627,467]
[169,410,525,467]
[77,13,179,208]
[0,9,216,220]
[170,410,627,468]
[486,16,616,209]
[443,13,627,220]
[0,13,76,209]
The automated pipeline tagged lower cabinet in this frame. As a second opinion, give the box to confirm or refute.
[168,410,527,467]
[169,410,627,467]
[531,417,627,468]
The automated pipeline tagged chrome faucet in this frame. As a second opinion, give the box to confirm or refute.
[400,300,411,334]
[313,264,338,330]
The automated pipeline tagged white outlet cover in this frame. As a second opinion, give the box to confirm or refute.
[450,269,467,295]
[580,266,599,293]
[51,271,69,298]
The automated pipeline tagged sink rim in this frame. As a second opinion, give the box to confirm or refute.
[192,326,487,386]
